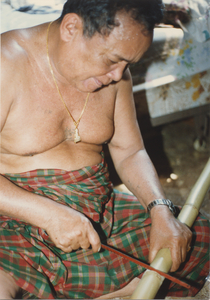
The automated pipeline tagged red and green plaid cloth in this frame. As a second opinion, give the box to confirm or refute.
[0,155,209,298]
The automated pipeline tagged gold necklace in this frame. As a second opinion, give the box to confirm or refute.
[46,21,90,143]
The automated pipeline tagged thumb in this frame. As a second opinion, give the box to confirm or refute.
[87,224,101,253]
[148,245,160,264]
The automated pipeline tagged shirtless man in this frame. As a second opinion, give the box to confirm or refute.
[0,0,209,299]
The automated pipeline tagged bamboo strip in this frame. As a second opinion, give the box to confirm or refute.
[178,157,210,226]
[131,157,210,299]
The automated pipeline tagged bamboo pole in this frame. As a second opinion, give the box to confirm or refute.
[131,157,210,299]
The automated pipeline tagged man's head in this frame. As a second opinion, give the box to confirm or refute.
[53,0,163,92]
[59,0,163,37]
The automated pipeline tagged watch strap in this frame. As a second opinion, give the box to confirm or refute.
[147,199,176,215]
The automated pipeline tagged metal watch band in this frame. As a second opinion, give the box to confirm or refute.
[147,199,176,215]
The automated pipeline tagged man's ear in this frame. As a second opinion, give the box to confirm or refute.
[59,13,83,42]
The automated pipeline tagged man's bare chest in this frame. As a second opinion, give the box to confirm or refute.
[1,83,115,156]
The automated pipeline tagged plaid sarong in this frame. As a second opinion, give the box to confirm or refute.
[0,155,209,299]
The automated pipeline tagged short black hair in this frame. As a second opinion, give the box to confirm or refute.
[59,0,163,37]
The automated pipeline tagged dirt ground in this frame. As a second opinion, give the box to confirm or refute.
[149,117,210,221]
[105,94,210,299]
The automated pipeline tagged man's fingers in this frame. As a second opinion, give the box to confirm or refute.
[170,246,184,272]
[80,240,91,250]
[148,244,160,264]
[63,245,73,253]
[87,225,101,253]
[182,245,188,263]
[149,246,182,272]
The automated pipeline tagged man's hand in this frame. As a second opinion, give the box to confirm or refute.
[149,205,192,272]
[44,204,101,253]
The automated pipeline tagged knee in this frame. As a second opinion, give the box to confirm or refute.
[0,269,20,299]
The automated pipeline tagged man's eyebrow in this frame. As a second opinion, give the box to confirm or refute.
[113,54,132,63]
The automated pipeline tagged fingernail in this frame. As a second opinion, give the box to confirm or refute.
[98,246,101,252]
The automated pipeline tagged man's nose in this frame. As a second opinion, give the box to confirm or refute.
[106,63,127,82]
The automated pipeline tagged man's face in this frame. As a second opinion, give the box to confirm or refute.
[60,13,152,92]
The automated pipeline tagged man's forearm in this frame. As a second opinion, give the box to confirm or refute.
[112,149,166,210]
[110,148,193,272]
[0,174,58,229]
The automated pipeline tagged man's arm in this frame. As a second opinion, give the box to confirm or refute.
[0,174,100,253]
[0,33,16,132]
[108,70,192,272]
[0,35,100,253]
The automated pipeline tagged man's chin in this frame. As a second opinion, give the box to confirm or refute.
[75,86,103,93]
[92,82,115,92]
[78,82,105,93]
[76,79,112,93]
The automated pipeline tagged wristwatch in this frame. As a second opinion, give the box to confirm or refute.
[147,199,176,216]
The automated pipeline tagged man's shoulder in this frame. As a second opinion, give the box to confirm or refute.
[1,25,45,77]
[0,30,29,126]
[1,30,28,69]
[1,29,34,98]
